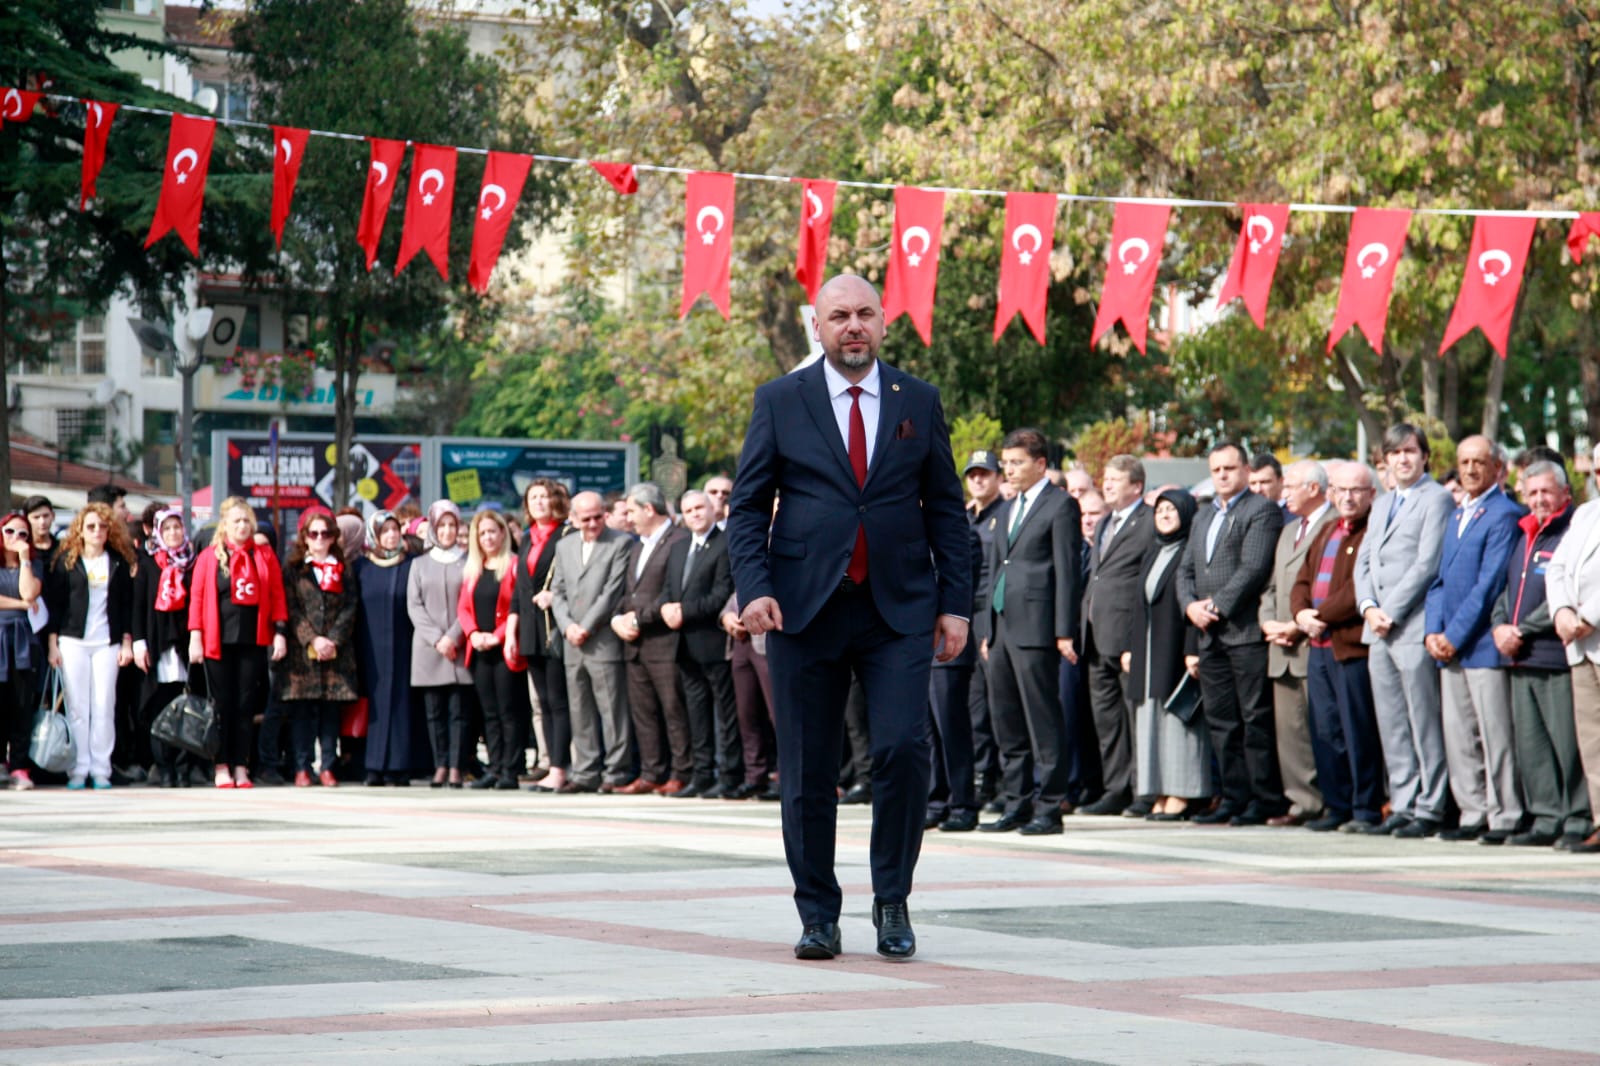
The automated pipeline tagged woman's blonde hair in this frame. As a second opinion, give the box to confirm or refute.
[211,496,256,575]
[58,502,137,571]
[464,509,511,584]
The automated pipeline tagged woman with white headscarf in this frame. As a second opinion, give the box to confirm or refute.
[406,500,473,786]
[354,508,424,785]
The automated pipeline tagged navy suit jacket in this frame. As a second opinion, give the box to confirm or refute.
[726,358,970,637]
[1424,485,1525,668]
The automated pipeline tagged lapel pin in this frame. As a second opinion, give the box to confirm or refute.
[891,383,900,392]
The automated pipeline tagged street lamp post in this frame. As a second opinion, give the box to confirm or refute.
[177,308,213,533]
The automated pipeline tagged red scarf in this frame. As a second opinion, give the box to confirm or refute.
[153,549,188,612]
[310,557,344,593]
[228,542,263,605]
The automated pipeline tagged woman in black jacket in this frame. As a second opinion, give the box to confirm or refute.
[45,503,136,790]
[132,508,200,788]
[509,479,572,791]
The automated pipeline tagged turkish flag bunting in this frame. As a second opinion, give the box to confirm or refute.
[1439,215,1537,359]
[1,88,43,125]
[79,99,118,211]
[1326,207,1412,353]
[396,143,457,280]
[356,137,406,272]
[1091,202,1169,353]
[793,179,837,304]
[1216,203,1290,329]
[469,151,533,294]
[882,186,946,346]
[1567,212,1600,263]
[143,113,215,257]
[269,126,309,249]
[590,160,638,195]
[994,191,1058,345]
[680,171,736,318]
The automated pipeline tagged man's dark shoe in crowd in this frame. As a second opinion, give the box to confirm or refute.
[556,781,597,794]
[1018,812,1064,836]
[940,809,978,832]
[1306,812,1349,832]
[494,777,520,790]
[873,900,915,959]
[923,809,946,830]
[1192,805,1238,826]
[840,783,872,805]
[1555,832,1589,851]
[1080,790,1130,816]
[1437,823,1483,842]
[1355,812,1410,835]
[1395,817,1442,839]
[979,811,1030,833]
[1479,827,1513,845]
[984,796,1005,814]
[469,775,498,790]
[1509,829,1559,847]
[793,923,841,960]
[1122,797,1154,819]
[1229,804,1271,827]
[256,768,286,786]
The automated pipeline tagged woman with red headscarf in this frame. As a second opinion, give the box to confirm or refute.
[133,508,200,787]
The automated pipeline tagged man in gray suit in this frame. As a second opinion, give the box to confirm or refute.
[1353,423,1455,835]
[551,490,634,793]
[1179,440,1287,825]
[1257,458,1334,825]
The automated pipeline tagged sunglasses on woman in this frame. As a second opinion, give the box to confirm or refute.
[306,529,335,540]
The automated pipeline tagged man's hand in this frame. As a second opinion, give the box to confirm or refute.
[661,602,684,630]
[978,638,988,663]
[533,589,555,610]
[1186,598,1220,630]
[1555,606,1595,645]
[1491,623,1523,658]
[435,635,458,661]
[565,623,589,647]
[741,596,783,636]
[1056,636,1078,664]
[1184,654,1200,679]
[1424,632,1455,663]
[721,611,747,640]
[932,615,969,663]
[1363,606,1394,638]
[312,635,338,661]
[610,614,640,642]
[1120,650,1132,673]
[1293,609,1327,640]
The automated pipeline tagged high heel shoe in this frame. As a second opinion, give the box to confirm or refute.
[431,768,448,789]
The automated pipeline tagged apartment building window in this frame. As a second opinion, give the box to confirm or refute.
[47,317,106,376]
[196,80,251,122]
[57,408,108,448]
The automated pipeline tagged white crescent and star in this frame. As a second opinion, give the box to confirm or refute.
[172,147,199,185]
[1117,236,1150,275]
[902,225,931,266]
[1478,248,1513,286]
[1011,223,1043,265]
[479,183,507,220]
[805,189,825,225]
[370,161,390,188]
[696,205,726,245]
[1356,242,1390,279]
[89,102,104,128]
[417,167,445,206]
[3,89,20,119]
[278,138,292,165]
[1246,214,1275,255]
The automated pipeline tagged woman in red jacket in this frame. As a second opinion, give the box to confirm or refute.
[457,509,523,790]
[187,496,288,789]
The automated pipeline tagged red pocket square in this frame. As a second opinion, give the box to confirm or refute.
[895,418,916,440]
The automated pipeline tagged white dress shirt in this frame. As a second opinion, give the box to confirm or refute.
[634,519,672,579]
[822,357,881,469]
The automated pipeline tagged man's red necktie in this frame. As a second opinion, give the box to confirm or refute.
[847,385,869,584]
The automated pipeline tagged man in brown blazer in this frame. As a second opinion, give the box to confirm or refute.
[611,482,690,793]
[1257,459,1333,825]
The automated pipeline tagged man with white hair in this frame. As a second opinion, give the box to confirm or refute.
[1544,446,1600,853]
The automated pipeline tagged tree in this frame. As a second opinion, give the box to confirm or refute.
[230,0,559,505]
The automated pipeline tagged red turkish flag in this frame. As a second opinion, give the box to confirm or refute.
[1567,213,1600,263]
[1439,215,1537,359]
[794,178,836,304]
[681,171,735,318]
[143,114,216,257]
[1091,202,1169,353]
[79,99,118,211]
[469,151,533,294]
[1216,203,1290,329]
[882,186,946,346]
[396,143,457,280]
[590,160,638,195]
[1,88,42,125]
[269,126,309,249]
[1326,208,1412,353]
[356,137,406,272]
[994,191,1057,345]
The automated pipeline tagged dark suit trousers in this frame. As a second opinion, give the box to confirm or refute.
[843,678,872,786]
[927,664,976,814]
[988,613,1069,817]
[680,653,739,787]
[1197,640,1285,811]
[626,656,691,782]
[730,638,775,784]
[527,654,571,770]
[1084,631,1135,799]
[767,586,933,925]
[1305,647,1385,822]
[968,657,1000,786]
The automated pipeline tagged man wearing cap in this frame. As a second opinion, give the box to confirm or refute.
[964,450,1005,804]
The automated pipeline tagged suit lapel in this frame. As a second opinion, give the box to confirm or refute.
[796,362,857,487]
[862,363,905,494]
[1010,483,1057,550]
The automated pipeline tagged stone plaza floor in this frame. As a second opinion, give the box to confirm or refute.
[1,785,1598,1064]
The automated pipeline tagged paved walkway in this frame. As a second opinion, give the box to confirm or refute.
[2,786,1598,1064]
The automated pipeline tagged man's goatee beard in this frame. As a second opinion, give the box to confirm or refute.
[839,349,872,369]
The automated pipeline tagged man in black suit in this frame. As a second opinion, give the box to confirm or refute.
[727,274,970,962]
[1078,455,1155,815]
[661,490,743,798]
[979,427,1083,836]
[925,523,986,832]
[611,483,690,794]
[1179,441,1288,825]
[963,452,1005,806]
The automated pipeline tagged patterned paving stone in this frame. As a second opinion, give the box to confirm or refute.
[357,847,779,876]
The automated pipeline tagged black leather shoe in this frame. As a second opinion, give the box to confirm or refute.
[1229,805,1270,827]
[1306,813,1349,833]
[555,781,597,794]
[1555,832,1588,851]
[940,809,979,832]
[1192,804,1238,825]
[469,775,498,790]
[730,781,765,800]
[1509,829,1559,847]
[1355,812,1410,835]
[494,777,520,790]
[840,783,872,805]
[1018,813,1064,835]
[794,923,841,960]
[873,900,915,959]
[1395,817,1442,839]
[671,783,706,798]
[1437,823,1483,842]
[983,796,1006,814]
[696,783,728,799]
[758,785,781,801]
[923,809,947,830]
[1122,799,1154,819]
[1081,791,1131,816]
[1479,828,1513,845]
[979,811,1031,833]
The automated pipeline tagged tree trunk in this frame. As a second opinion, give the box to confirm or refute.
[0,246,11,507]
[1442,349,1461,438]
[759,264,808,375]
[1421,348,1441,422]
[332,310,364,509]
[1481,345,1506,441]
[1333,349,1386,459]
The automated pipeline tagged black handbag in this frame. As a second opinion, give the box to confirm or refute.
[1163,673,1202,725]
[151,665,220,760]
